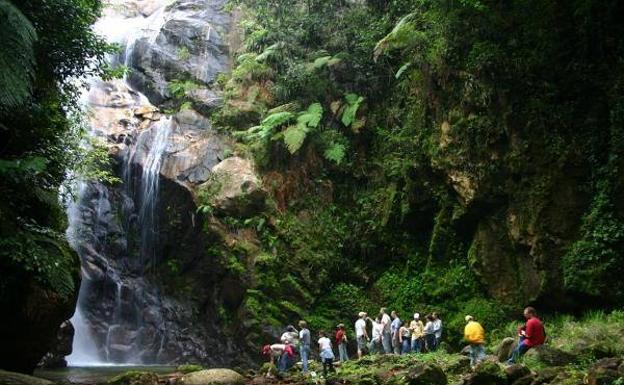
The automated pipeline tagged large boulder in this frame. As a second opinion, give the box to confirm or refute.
[457,361,506,385]
[199,157,266,216]
[504,364,532,385]
[0,370,53,385]
[108,371,159,385]
[524,345,577,366]
[495,337,515,362]
[406,363,447,385]
[180,369,245,385]
[586,357,624,385]
[0,251,79,373]
[38,320,75,369]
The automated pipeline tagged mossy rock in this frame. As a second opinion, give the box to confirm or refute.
[108,371,159,385]
[178,364,205,374]
[406,363,447,385]
[0,370,53,385]
[180,369,245,385]
[459,361,506,385]
[524,345,577,366]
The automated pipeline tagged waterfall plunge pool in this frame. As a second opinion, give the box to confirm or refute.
[34,365,177,384]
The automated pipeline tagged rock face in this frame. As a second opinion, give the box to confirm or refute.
[406,363,447,385]
[0,255,79,373]
[127,0,232,105]
[586,357,624,385]
[180,369,245,385]
[38,321,75,369]
[54,0,258,368]
[201,157,266,216]
[0,370,53,385]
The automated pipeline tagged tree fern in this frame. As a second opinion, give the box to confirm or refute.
[282,103,323,154]
[0,0,37,112]
[246,111,295,141]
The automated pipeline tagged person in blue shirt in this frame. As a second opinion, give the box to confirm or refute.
[390,311,402,355]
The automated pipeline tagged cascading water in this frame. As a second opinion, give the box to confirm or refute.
[66,0,175,366]
[60,0,237,368]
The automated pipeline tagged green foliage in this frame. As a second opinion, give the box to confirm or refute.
[0,223,76,298]
[176,46,191,61]
[0,0,36,113]
[168,79,200,99]
[283,103,323,153]
[108,371,158,385]
[177,364,204,374]
[1,0,111,303]
[323,142,346,165]
[341,94,364,127]
[563,181,624,303]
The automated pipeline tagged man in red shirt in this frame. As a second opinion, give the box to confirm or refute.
[507,307,545,364]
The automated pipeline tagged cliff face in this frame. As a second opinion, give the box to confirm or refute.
[60,0,265,367]
[40,0,624,367]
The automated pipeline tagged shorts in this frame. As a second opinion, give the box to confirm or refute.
[357,335,368,351]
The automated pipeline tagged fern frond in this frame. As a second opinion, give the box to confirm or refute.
[373,12,419,61]
[297,103,323,129]
[0,0,37,112]
[283,124,307,154]
[324,142,346,165]
[280,103,323,154]
[342,94,364,127]
[256,42,285,63]
[261,111,295,129]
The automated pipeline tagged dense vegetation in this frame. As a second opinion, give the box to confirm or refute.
[199,0,624,348]
[0,0,112,372]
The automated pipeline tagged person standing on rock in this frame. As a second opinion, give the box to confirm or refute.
[355,312,369,359]
[318,331,335,377]
[507,306,546,364]
[391,311,402,354]
[463,315,486,368]
[298,320,311,374]
[432,312,443,350]
[410,313,425,353]
[380,307,393,354]
[423,314,436,352]
[336,323,349,362]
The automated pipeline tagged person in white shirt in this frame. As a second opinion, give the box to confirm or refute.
[318,331,335,377]
[354,312,369,359]
[424,314,436,351]
[369,316,384,354]
[380,307,393,354]
[432,312,443,350]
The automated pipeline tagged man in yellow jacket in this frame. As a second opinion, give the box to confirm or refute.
[464,315,486,368]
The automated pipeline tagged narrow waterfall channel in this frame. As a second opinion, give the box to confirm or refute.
[66,1,174,366]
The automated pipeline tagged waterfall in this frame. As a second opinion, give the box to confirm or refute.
[65,0,174,366]
[137,118,173,265]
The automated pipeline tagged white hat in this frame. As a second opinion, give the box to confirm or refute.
[358,311,367,317]
[413,313,420,319]
[465,315,474,322]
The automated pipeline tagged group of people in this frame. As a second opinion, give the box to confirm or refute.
[354,308,443,358]
[262,306,546,377]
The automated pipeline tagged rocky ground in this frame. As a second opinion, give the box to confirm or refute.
[7,343,624,385]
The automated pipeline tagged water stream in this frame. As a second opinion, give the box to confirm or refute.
[66,0,173,366]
